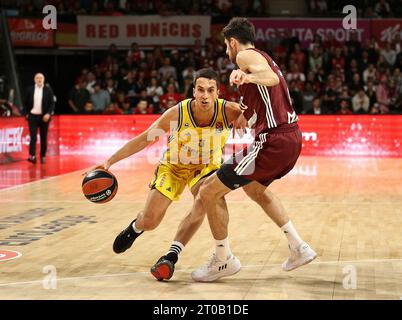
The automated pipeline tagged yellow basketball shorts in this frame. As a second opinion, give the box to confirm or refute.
[149,163,217,201]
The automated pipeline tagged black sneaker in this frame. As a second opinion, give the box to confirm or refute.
[27,156,36,164]
[150,252,178,281]
[112,219,143,254]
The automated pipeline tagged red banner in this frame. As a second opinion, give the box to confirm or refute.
[77,15,210,47]
[370,19,402,44]
[1,115,402,165]
[299,115,402,157]
[7,18,54,47]
[0,117,59,164]
[250,18,371,49]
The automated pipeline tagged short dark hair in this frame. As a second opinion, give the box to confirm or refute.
[222,17,255,45]
[193,68,220,87]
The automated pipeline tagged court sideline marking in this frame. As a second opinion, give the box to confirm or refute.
[1,257,402,288]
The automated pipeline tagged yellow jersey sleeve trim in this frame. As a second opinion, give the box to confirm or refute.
[221,99,231,129]
[177,101,183,131]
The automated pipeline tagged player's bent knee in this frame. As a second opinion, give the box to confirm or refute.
[199,183,214,203]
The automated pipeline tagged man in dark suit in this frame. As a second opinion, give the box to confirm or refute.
[24,73,55,164]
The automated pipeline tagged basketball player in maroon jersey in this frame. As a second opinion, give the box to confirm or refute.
[191,17,317,282]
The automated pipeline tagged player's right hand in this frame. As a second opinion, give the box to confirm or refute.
[230,69,248,86]
[82,160,111,176]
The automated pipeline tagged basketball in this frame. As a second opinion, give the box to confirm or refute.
[82,169,118,204]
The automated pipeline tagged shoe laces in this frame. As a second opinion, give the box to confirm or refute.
[202,253,218,270]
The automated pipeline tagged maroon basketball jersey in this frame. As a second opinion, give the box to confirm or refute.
[238,48,298,135]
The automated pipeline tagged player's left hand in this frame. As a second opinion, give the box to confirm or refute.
[230,69,249,86]
[43,113,51,122]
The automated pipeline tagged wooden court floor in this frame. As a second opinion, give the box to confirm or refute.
[0,155,401,300]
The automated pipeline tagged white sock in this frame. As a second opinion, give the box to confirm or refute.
[215,237,232,261]
[132,221,143,234]
[166,241,184,256]
[281,221,304,250]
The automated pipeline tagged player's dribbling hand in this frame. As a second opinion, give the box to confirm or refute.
[82,160,111,176]
[230,69,249,86]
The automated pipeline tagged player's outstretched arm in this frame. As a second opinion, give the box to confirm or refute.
[230,50,279,87]
[86,106,179,172]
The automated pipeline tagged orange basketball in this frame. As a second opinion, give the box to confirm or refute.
[82,169,118,203]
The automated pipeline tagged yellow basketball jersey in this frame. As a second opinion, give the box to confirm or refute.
[161,98,231,168]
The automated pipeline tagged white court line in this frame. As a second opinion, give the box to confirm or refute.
[1,257,402,288]
[0,168,87,192]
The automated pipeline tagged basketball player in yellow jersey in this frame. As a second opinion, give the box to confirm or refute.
[88,68,245,281]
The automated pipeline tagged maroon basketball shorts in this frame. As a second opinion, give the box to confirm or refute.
[217,123,302,189]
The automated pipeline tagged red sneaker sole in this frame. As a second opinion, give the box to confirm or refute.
[150,262,173,281]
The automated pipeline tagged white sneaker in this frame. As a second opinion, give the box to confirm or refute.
[282,242,317,272]
[191,253,241,282]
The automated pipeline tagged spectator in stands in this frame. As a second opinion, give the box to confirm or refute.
[348,73,364,97]
[352,88,370,114]
[376,75,391,113]
[337,87,352,108]
[337,99,353,115]
[375,0,391,17]
[0,99,20,117]
[363,64,377,84]
[345,59,361,84]
[331,48,345,74]
[322,75,338,113]
[159,57,177,82]
[365,79,377,108]
[302,82,317,114]
[159,83,183,114]
[288,80,303,114]
[91,82,110,113]
[68,80,90,113]
[388,79,401,112]
[182,66,196,81]
[146,77,164,110]
[306,97,328,114]
[103,103,123,115]
[289,43,306,72]
[286,63,306,83]
[182,75,194,99]
[105,78,117,101]
[346,31,362,59]
[119,71,138,103]
[134,99,153,114]
[309,46,323,73]
[127,42,144,66]
[306,71,322,92]
[82,101,95,114]
[86,71,96,94]
[381,42,397,67]
[360,50,371,71]
[136,88,154,110]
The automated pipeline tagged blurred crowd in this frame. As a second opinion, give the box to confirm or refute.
[68,28,402,115]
